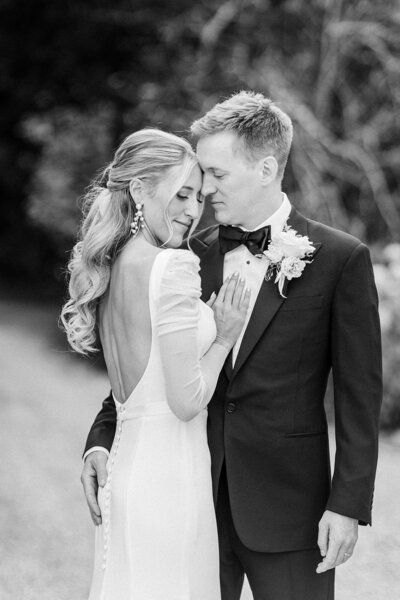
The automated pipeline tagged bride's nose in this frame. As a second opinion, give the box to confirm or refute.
[184,196,200,220]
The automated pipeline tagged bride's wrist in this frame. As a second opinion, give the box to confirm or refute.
[214,335,234,351]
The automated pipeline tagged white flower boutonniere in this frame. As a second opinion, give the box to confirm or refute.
[263,227,316,297]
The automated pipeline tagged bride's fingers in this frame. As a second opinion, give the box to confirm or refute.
[239,288,251,312]
[206,292,217,307]
[231,277,246,308]
[223,273,239,304]
[215,276,231,304]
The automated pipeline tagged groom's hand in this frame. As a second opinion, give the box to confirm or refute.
[81,451,108,526]
[316,510,358,573]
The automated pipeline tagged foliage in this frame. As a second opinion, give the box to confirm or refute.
[373,244,400,431]
[1,0,399,275]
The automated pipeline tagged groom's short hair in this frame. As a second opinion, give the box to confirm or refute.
[190,91,293,178]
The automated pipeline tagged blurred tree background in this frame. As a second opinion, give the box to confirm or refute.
[1,0,399,427]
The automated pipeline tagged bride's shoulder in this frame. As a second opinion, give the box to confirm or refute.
[157,249,201,295]
[112,246,159,295]
[162,248,200,270]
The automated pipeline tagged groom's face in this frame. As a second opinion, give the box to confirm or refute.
[196,131,263,229]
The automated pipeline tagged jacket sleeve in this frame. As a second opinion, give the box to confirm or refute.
[83,391,117,455]
[327,242,382,525]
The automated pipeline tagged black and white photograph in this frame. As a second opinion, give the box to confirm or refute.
[1,1,399,599]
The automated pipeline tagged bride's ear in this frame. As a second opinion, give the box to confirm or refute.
[129,178,145,203]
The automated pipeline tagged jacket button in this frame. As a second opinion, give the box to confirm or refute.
[227,402,236,414]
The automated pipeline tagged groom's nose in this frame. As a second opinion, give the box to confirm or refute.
[201,174,217,197]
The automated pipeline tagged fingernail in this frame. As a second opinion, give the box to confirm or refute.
[232,272,239,277]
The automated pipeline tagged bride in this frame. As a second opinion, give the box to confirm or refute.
[61,129,250,600]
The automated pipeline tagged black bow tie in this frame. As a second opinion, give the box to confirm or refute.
[219,225,271,256]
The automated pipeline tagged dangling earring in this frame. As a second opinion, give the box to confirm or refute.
[130,203,144,237]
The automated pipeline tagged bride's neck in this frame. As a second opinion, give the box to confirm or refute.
[127,224,160,250]
[141,223,160,247]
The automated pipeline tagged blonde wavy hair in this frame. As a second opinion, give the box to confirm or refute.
[61,129,198,355]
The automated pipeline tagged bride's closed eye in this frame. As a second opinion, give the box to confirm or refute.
[177,193,204,204]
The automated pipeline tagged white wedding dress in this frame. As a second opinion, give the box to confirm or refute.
[88,249,221,600]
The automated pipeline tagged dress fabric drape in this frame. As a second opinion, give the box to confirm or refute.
[88,249,220,600]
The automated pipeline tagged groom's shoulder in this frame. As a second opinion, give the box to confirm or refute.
[306,216,365,256]
[184,225,219,257]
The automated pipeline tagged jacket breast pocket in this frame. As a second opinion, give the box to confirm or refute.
[284,430,327,438]
[280,295,323,311]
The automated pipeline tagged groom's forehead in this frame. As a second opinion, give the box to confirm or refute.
[196,132,243,166]
[197,130,238,151]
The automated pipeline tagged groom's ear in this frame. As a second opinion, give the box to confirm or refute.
[259,156,279,186]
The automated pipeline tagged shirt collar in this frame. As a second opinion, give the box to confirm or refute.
[240,193,291,237]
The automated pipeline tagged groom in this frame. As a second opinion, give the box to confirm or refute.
[81,92,382,600]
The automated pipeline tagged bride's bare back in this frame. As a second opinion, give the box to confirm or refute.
[99,241,162,404]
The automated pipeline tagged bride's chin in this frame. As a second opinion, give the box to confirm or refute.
[163,235,183,249]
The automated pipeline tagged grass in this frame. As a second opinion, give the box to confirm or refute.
[0,299,399,599]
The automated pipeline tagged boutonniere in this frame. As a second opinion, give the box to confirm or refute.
[262,226,316,297]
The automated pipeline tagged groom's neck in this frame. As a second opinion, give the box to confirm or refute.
[236,187,283,230]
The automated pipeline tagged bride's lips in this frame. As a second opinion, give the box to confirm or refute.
[174,220,191,229]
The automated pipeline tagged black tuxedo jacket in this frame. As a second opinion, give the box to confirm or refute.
[84,208,382,553]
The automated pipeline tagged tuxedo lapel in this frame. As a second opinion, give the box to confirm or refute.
[232,276,285,376]
[199,237,234,378]
[231,208,322,379]
[199,238,224,303]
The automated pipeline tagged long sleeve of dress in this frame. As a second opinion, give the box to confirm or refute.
[156,250,220,422]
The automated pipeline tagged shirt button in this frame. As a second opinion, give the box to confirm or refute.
[246,260,250,265]
[226,402,236,414]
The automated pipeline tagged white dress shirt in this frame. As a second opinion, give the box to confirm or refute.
[223,193,292,366]
[84,194,292,461]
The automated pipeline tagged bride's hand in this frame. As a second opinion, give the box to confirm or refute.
[208,273,250,350]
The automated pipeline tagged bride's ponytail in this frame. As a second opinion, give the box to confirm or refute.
[60,129,196,355]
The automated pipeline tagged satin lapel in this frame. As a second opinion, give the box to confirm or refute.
[199,238,224,302]
[287,208,323,264]
[231,208,322,379]
[199,236,234,379]
[232,275,285,377]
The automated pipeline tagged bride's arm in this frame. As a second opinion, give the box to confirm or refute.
[157,253,249,422]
